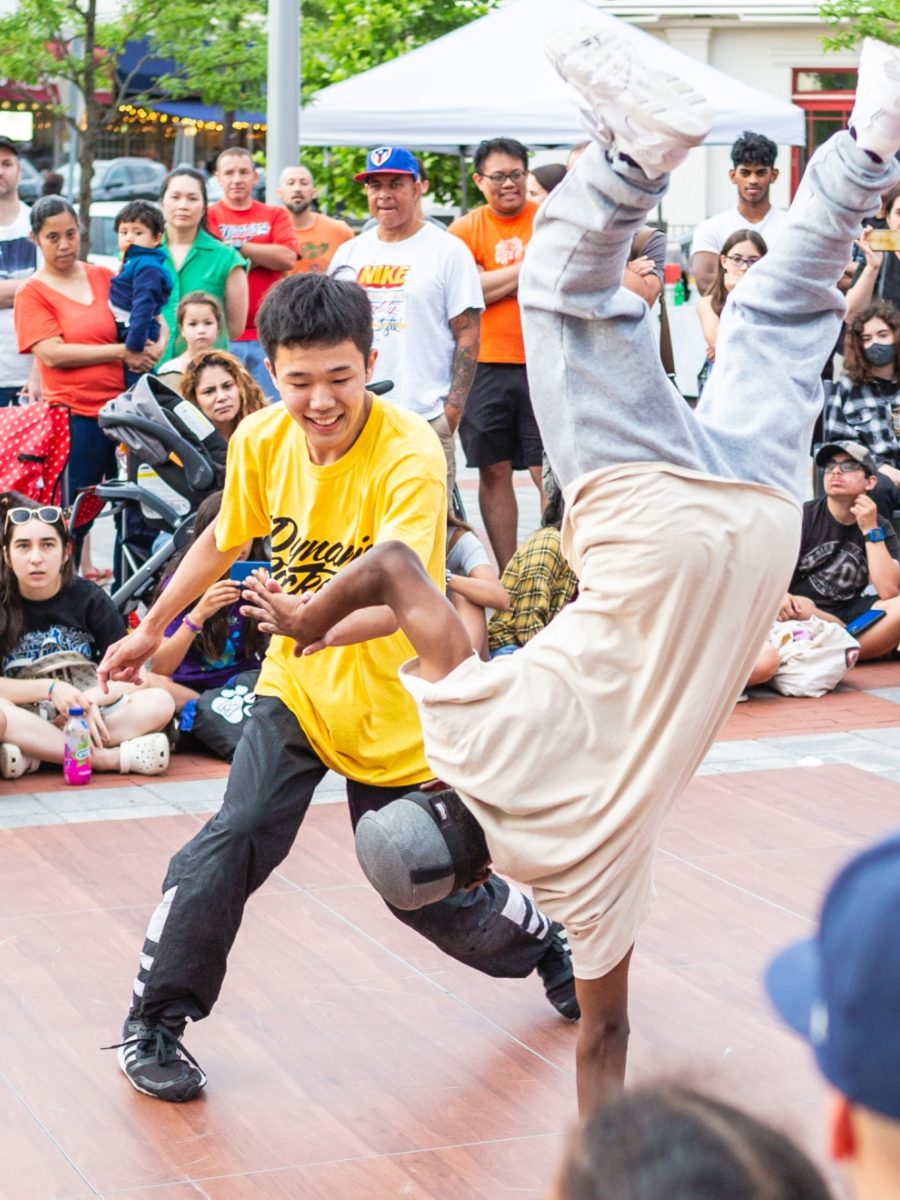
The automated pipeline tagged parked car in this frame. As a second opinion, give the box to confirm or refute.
[58,157,168,203]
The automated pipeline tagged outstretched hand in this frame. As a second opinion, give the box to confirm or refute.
[240,573,331,656]
[98,625,162,691]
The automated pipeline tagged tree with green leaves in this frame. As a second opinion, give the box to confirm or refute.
[152,0,268,148]
[0,0,270,251]
[0,0,171,251]
[820,0,900,51]
[0,0,499,247]
[300,0,499,214]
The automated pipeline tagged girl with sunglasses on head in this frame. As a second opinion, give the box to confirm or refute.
[696,228,767,395]
[0,494,174,779]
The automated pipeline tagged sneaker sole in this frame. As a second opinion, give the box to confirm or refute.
[547,27,713,147]
[117,1043,207,1103]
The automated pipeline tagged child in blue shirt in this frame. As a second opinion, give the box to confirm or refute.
[108,200,173,387]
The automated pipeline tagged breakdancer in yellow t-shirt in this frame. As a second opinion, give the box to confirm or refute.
[98,270,579,1102]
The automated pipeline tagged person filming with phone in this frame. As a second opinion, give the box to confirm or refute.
[779,441,900,658]
[846,183,900,323]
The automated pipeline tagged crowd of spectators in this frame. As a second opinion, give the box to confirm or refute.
[0,121,898,774]
[1,100,899,1198]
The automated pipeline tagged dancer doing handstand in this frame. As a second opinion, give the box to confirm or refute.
[243,33,900,1112]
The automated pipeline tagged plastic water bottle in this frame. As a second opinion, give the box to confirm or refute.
[63,707,92,786]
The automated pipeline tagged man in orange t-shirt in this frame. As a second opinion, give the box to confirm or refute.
[449,137,542,570]
[276,165,354,275]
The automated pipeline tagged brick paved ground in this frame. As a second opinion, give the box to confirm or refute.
[2,464,899,1197]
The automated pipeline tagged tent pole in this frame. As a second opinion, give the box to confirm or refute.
[459,145,468,215]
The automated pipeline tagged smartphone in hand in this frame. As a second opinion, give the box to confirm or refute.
[229,560,271,583]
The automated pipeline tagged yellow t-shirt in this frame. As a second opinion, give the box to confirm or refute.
[216,394,446,784]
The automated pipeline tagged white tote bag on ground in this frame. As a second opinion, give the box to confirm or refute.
[768,617,860,698]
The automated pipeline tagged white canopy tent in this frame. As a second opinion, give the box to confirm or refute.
[301,0,806,149]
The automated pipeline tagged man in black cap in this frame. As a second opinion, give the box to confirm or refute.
[779,440,900,658]
[765,831,900,1200]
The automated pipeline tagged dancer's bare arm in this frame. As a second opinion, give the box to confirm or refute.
[241,541,473,682]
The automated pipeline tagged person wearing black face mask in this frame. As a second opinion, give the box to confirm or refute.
[824,299,900,519]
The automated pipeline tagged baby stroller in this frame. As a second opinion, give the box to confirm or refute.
[97,374,227,615]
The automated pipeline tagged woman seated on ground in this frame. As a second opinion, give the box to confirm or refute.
[696,229,767,395]
[142,491,268,711]
[0,494,173,779]
[550,1083,834,1200]
[823,298,900,518]
[179,348,267,441]
[155,291,225,390]
[445,513,509,659]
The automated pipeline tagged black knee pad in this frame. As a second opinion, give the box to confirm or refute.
[355,787,490,910]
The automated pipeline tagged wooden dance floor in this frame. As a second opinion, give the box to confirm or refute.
[3,678,900,1196]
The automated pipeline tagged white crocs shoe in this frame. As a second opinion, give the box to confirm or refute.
[850,38,900,163]
[119,733,170,776]
[0,743,40,780]
[546,26,713,178]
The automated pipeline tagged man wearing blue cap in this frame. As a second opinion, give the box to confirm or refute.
[331,146,483,497]
[766,831,900,1200]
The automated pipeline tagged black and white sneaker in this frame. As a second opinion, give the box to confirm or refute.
[111,1016,207,1102]
[537,925,581,1021]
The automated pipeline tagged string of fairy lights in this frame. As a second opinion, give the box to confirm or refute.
[0,97,268,136]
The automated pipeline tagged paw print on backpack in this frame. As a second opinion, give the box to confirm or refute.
[210,684,256,725]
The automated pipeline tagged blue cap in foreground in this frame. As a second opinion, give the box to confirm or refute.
[764,830,900,1120]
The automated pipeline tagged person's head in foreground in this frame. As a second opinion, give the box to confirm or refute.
[179,348,266,441]
[765,830,900,1200]
[355,785,491,909]
[548,1084,834,1200]
[255,272,376,464]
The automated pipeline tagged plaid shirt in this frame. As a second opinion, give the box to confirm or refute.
[823,377,900,466]
[487,526,577,651]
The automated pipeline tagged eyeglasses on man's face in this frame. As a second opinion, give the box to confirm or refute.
[724,253,761,269]
[823,460,866,475]
[479,170,526,185]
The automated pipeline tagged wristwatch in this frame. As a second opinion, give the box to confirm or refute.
[866,527,887,543]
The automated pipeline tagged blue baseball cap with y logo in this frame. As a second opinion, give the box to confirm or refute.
[764,830,900,1120]
[354,146,419,183]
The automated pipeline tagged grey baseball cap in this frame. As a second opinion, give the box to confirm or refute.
[814,440,878,477]
[355,787,490,910]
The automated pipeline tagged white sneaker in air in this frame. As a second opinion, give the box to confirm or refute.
[546,26,713,178]
[850,38,900,163]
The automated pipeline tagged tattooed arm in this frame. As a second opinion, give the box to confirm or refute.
[444,307,481,432]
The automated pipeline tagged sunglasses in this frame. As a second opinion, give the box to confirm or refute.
[4,505,68,531]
